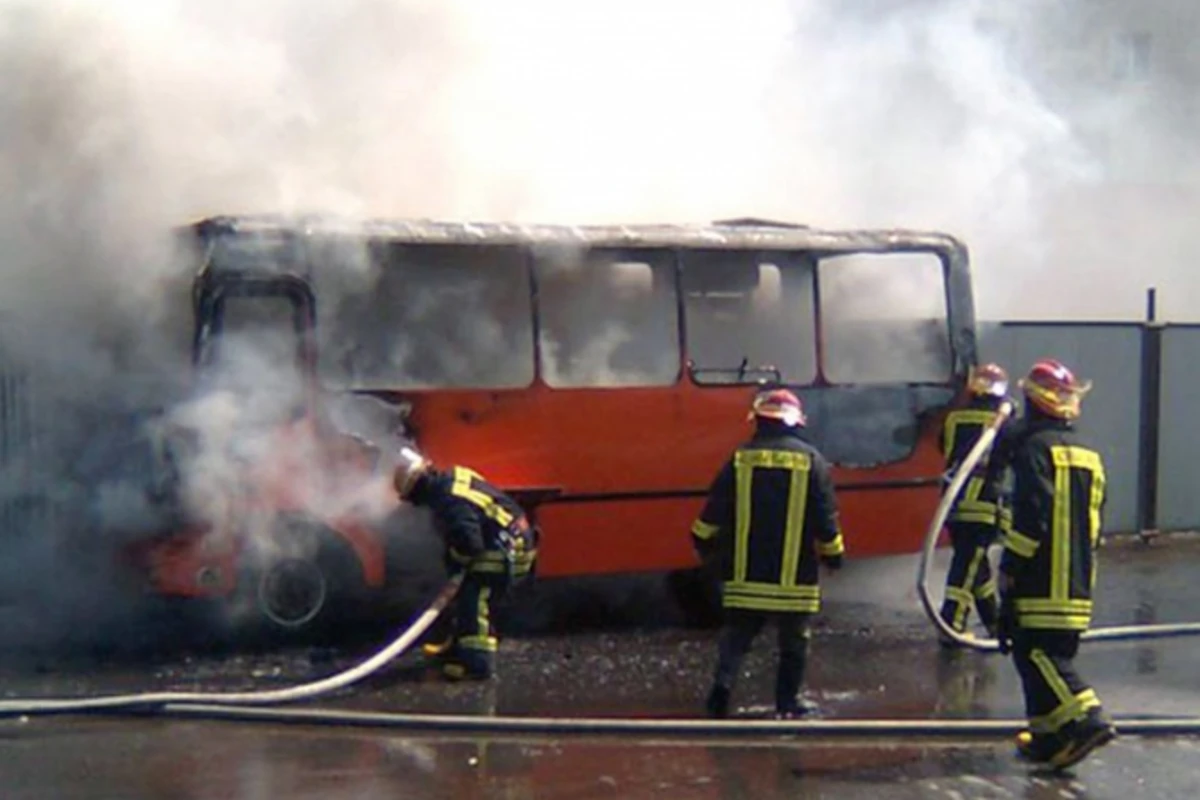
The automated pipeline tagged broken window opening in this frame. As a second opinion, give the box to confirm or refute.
[817,251,952,385]
[682,251,818,386]
[316,244,536,390]
[536,249,680,388]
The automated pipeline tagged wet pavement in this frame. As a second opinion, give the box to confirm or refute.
[2,536,1200,798]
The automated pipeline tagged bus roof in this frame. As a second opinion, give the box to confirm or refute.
[185,214,967,255]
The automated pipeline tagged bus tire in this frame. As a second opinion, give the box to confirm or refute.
[238,518,366,643]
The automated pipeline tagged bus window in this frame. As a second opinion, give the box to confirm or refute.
[682,251,817,385]
[818,252,952,384]
[203,295,307,426]
[536,249,679,388]
[317,244,535,390]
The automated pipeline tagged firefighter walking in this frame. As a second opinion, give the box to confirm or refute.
[993,359,1116,770]
[392,447,538,681]
[691,388,845,719]
[938,363,1012,645]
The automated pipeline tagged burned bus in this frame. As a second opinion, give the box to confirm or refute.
[128,215,977,633]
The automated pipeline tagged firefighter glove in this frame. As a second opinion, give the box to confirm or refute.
[820,553,844,571]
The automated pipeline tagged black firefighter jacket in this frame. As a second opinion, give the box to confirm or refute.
[940,396,1012,532]
[994,417,1107,631]
[691,429,844,614]
[409,466,538,579]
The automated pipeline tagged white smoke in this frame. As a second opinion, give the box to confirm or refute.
[0,0,1193,644]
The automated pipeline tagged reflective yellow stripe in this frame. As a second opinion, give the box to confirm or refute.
[1030,649,1099,732]
[1048,445,1107,601]
[1004,529,1039,558]
[817,532,845,557]
[733,449,812,587]
[735,450,814,471]
[450,466,515,528]
[1045,689,1101,732]
[734,457,753,583]
[1016,598,1093,612]
[950,472,1001,526]
[724,581,820,600]
[468,559,537,576]
[945,586,974,603]
[724,596,821,613]
[1031,647,1074,705]
[1050,448,1071,601]
[952,509,1000,525]
[943,410,997,461]
[691,520,719,540]
[1017,613,1092,630]
[723,583,821,613]
[780,459,811,587]
[458,635,498,652]
[953,547,987,630]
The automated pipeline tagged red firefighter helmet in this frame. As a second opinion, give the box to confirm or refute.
[748,388,806,427]
[392,445,431,499]
[1019,359,1092,420]
[967,362,1009,398]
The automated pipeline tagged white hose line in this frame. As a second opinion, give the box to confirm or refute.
[916,403,1200,652]
[135,704,1200,739]
[0,574,464,717]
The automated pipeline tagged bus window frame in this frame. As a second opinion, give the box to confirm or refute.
[813,247,958,388]
[531,247,685,391]
[678,246,964,390]
[679,249,819,388]
[321,241,541,393]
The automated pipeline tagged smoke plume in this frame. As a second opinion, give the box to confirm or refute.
[0,0,1193,647]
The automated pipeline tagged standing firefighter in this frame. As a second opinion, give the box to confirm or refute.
[938,363,1012,644]
[392,447,539,681]
[691,388,845,719]
[994,359,1116,770]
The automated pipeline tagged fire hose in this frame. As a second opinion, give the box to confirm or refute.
[5,431,1200,738]
[916,400,1200,652]
[0,574,464,717]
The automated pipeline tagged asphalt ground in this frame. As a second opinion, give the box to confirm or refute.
[2,535,1199,799]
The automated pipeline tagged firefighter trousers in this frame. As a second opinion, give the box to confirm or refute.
[712,610,812,714]
[443,573,502,679]
[1011,629,1103,736]
[940,522,999,634]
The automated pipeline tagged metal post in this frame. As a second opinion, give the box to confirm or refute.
[1137,287,1162,535]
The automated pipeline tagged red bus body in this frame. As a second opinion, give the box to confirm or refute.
[129,216,977,616]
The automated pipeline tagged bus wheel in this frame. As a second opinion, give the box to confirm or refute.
[256,557,329,630]
[239,519,365,642]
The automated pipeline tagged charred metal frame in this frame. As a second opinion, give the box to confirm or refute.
[182,214,978,391]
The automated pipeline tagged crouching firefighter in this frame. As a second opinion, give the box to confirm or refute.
[392,447,539,681]
[691,388,845,719]
[993,359,1116,770]
[938,363,1013,645]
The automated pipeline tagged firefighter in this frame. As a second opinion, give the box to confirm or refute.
[937,363,1013,645]
[992,359,1116,770]
[691,388,845,719]
[392,447,539,680]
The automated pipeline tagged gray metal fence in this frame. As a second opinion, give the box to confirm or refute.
[1157,326,1200,530]
[979,323,1144,534]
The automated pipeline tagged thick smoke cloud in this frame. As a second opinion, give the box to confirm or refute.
[0,0,1193,647]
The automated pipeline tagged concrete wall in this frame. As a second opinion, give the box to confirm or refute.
[979,323,1143,534]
